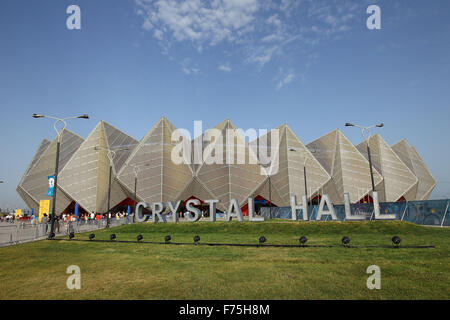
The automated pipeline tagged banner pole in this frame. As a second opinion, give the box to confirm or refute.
[401,201,408,221]
[441,201,449,227]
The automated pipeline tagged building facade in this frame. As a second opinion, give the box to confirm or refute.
[17,117,437,215]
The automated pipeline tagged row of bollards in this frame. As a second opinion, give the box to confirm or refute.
[68,233,403,247]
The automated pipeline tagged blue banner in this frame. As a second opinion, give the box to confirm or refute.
[46,175,55,197]
[75,203,79,220]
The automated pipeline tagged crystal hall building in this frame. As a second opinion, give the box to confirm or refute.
[17,118,436,215]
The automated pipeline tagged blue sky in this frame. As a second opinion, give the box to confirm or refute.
[1,0,450,209]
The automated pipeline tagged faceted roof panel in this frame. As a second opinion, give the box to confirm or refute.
[194,119,265,208]
[410,146,436,199]
[102,121,139,174]
[252,124,331,206]
[18,139,51,186]
[356,134,418,202]
[58,121,133,213]
[19,129,83,213]
[392,139,436,200]
[117,117,193,205]
[307,129,383,204]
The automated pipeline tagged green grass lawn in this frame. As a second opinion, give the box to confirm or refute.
[0,220,449,300]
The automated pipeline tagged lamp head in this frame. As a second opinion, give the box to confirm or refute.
[345,123,354,127]
[341,236,350,245]
[299,236,307,245]
[392,235,401,246]
[32,114,44,118]
[78,114,89,119]
[376,123,384,128]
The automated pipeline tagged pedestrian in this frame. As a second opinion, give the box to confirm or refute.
[55,215,60,233]
[42,214,48,234]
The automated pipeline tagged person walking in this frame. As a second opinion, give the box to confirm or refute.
[42,214,48,235]
[55,215,60,233]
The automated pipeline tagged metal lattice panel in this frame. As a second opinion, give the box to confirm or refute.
[307,129,384,204]
[18,129,83,213]
[194,119,266,209]
[391,139,436,200]
[117,117,193,205]
[17,118,437,212]
[18,139,51,186]
[356,134,418,202]
[249,124,331,206]
[58,121,137,213]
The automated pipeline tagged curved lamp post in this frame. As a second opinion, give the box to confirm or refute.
[289,148,316,206]
[128,163,150,223]
[94,146,130,227]
[261,163,273,219]
[32,114,89,239]
[345,122,384,195]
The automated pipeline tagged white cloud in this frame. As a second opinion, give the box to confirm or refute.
[261,34,283,43]
[136,0,259,47]
[180,57,200,75]
[218,64,232,72]
[135,0,364,83]
[276,70,295,90]
[182,67,199,75]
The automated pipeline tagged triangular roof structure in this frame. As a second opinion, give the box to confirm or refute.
[17,118,437,213]
[58,121,138,213]
[18,139,51,185]
[249,124,331,206]
[17,139,51,210]
[17,130,84,213]
[117,117,194,206]
[307,129,384,204]
[356,134,418,202]
[391,139,436,200]
[192,119,266,210]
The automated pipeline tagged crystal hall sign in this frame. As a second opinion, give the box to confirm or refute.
[135,191,396,223]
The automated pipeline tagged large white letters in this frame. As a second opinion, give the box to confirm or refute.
[317,195,337,221]
[290,195,308,221]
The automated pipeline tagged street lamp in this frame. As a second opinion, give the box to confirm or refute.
[94,146,129,228]
[261,163,273,219]
[289,148,316,206]
[33,113,89,239]
[128,163,150,223]
[345,122,384,196]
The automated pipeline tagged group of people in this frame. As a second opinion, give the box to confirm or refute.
[0,214,17,223]
[32,211,131,234]
[74,211,131,222]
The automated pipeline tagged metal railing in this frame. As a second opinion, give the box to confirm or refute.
[0,217,133,247]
